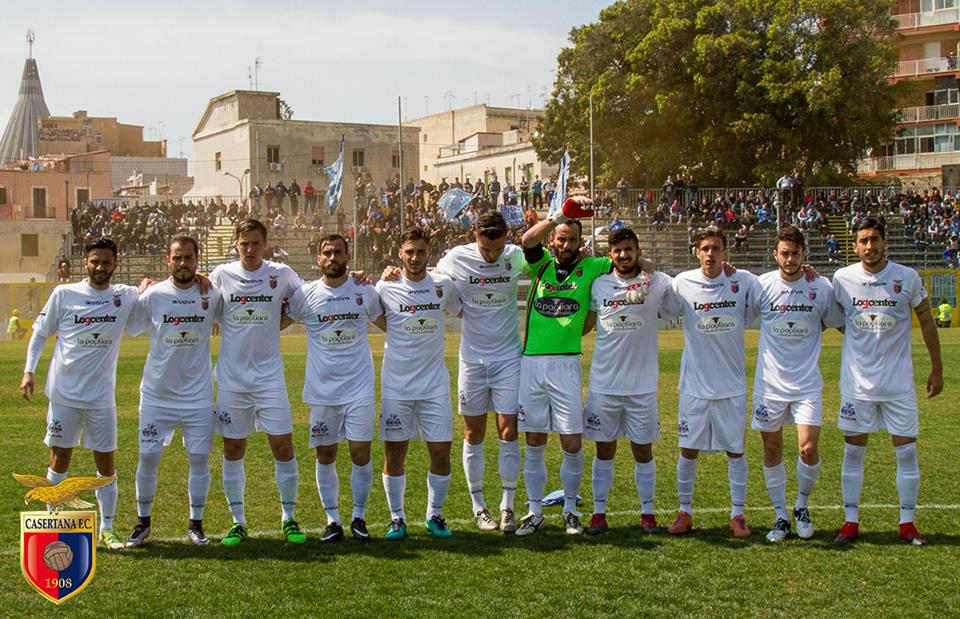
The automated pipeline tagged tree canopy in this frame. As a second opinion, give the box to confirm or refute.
[534,0,905,187]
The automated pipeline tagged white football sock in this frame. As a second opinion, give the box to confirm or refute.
[560,449,584,513]
[462,441,486,512]
[47,468,67,512]
[274,457,299,522]
[426,471,451,520]
[677,455,698,514]
[498,439,520,511]
[591,456,615,514]
[222,457,247,527]
[382,473,406,521]
[728,456,748,518]
[795,456,820,510]
[841,443,866,523]
[763,462,788,521]
[95,471,118,533]
[135,451,162,518]
[523,444,547,517]
[315,461,340,525]
[634,459,656,515]
[350,462,373,520]
[895,443,919,524]
[187,452,210,521]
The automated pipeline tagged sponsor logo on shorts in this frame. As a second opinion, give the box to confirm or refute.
[753,404,770,422]
[840,402,857,420]
[141,423,160,442]
[517,405,525,423]
[458,390,466,405]
[534,296,580,318]
[384,414,402,432]
[586,413,601,430]
[402,317,440,335]
[696,315,737,334]
[76,332,113,349]
[217,411,232,425]
[46,418,63,438]
[311,422,330,439]
[852,312,895,332]
[677,419,689,437]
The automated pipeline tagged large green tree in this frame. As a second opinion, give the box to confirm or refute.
[534,0,905,187]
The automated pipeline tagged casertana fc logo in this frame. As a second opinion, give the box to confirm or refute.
[14,473,112,604]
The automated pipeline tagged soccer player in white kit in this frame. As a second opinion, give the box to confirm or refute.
[831,217,943,546]
[749,227,844,542]
[436,211,526,533]
[20,238,139,550]
[285,234,383,543]
[210,219,306,546]
[374,227,461,540]
[123,236,222,547]
[669,226,760,538]
[581,227,681,535]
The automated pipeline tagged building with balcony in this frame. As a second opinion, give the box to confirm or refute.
[859,1,960,183]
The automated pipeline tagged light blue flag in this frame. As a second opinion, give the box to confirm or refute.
[324,135,345,215]
[438,188,476,221]
[500,203,525,228]
[547,150,570,220]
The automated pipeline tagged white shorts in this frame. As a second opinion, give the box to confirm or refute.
[583,392,660,444]
[139,404,214,454]
[309,397,376,446]
[215,388,292,439]
[457,357,521,416]
[751,397,822,432]
[517,355,583,435]
[837,395,919,438]
[677,393,747,453]
[380,395,453,442]
[44,403,117,452]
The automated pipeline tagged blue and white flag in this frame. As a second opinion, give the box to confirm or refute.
[547,150,570,220]
[500,203,525,228]
[324,135,345,215]
[437,187,476,221]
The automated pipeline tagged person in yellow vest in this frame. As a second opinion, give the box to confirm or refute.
[7,309,26,340]
[937,300,952,328]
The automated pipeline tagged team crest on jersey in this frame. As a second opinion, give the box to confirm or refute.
[730,280,739,294]
[268,275,278,289]
[435,286,444,299]
[112,294,121,308]
[504,262,512,271]
[840,402,857,420]
[807,290,817,301]
[201,296,209,310]
[355,294,364,306]
[575,267,583,277]
[893,279,902,294]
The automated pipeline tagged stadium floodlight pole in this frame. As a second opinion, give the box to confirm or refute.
[399,95,405,236]
[589,92,596,249]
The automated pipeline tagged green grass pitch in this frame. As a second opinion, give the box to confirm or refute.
[0,328,957,617]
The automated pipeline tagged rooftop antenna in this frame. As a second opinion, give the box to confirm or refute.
[27,30,35,59]
[247,65,253,89]
[254,56,263,91]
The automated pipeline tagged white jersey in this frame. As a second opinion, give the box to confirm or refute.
[588,271,681,395]
[437,243,528,363]
[129,280,222,409]
[31,281,139,408]
[287,279,383,405]
[832,260,926,401]
[673,269,760,399]
[752,272,844,401]
[375,273,461,400]
[209,260,302,391]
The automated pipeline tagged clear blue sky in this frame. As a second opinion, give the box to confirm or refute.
[0,1,611,159]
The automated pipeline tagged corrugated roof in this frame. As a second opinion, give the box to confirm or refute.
[0,59,50,163]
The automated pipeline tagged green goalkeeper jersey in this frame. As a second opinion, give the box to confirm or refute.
[522,245,612,355]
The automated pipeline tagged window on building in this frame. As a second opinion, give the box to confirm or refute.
[392,150,401,169]
[311,146,325,166]
[423,134,428,143]
[423,165,428,172]
[267,146,281,164]
[21,234,39,257]
[215,152,222,171]
[76,188,90,206]
[95,132,102,145]
[32,187,47,218]
[0,187,6,205]
[352,149,365,168]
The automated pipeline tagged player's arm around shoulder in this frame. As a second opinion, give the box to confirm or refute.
[656,272,683,321]
[437,274,462,316]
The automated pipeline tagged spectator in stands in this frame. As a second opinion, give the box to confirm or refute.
[488,176,501,206]
[264,183,277,210]
[275,181,289,214]
[524,205,538,229]
[757,202,772,228]
[289,179,301,216]
[670,199,683,224]
[734,223,748,252]
[273,211,287,239]
[303,181,316,214]
[293,213,307,232]
[519,177,529,208]
[653,203,666,231]
[532,175,544,209]
[544,177,555,207]
[663,174,675,205]
[826,234,841,263]
[57,256,71,282]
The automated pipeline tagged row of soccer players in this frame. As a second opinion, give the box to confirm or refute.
[20,202,942,548]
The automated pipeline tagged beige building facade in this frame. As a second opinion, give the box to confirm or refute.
[39,110,166,158]
[191,90,418,200]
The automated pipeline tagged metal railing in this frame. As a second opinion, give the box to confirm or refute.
[895,56,957,78]
[899,103,960,123]
[894,8,960,30]
[858,151,960,173]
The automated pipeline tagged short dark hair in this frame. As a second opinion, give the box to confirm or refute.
[852,216,886,239]
[235,218,268,241]
[691,226,726,249]
[319,233,349,253]
[475,211,508,240]
[608,227,639,247]
[775,226,806,251]
[400,227,431,245]
[169,235,200,256]
[554,219,583,236]
[85,237,118,258]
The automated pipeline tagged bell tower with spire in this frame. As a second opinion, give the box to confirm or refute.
[0,30,51,163]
